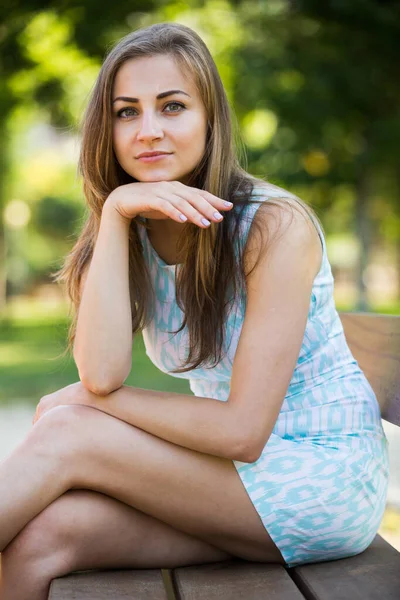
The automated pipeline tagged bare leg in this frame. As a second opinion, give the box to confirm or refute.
[0,489,233,600]
[0,403,284,564]
[0,410,71,551]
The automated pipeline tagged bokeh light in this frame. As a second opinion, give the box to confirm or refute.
[4,200,31,229]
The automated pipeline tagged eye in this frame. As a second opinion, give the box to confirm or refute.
[116,107,136,119]
[115,101,186,120]
[164,101,186,113]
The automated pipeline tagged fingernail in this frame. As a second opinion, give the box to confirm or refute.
[223,201,233,206]
[213,212,223,220]
[179,214,187,221]
[201,218,211,226]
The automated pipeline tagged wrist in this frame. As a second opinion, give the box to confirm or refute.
[102,193,132,227]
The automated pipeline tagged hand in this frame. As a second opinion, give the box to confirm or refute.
[32,382,97,425]
[105,180,234,228]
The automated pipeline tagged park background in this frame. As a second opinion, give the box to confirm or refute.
[0,0,399,551]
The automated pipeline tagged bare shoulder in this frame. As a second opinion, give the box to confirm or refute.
[243,192,323,280]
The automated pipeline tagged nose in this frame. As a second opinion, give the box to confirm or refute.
[136,110,163,142]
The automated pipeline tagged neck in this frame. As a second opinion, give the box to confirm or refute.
[146,218,187,265]
[147,218,186,238]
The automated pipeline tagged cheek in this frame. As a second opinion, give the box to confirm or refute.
[112,128,121,154]
[112,126,130,161]
[176,119,207,155]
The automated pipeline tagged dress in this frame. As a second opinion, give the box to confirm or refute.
[136,183,389,568]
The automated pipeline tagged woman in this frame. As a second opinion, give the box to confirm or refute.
[0,22,389,600]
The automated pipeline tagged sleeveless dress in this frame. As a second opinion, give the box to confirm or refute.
[136,183,389,568]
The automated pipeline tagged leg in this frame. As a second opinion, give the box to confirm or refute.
[0,404,284,563]
[1,489,233,600]
[0,410,72,551]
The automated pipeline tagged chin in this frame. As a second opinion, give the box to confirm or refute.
[133,170,190,183]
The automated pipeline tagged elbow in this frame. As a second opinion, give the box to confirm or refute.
[231,436,262,464]
[82,380,123,397]
[76,354,131,397]
[73,345,131,396]
[79,371,127,397]
[228,413,264,463]
[235,448,261,464]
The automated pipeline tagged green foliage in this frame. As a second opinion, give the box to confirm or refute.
[33,196,83,239]
[232,0,400,186]
[0,315,191,404]
[0,0,398,310]
[2,296,399,404]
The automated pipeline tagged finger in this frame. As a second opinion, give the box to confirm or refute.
[151,196,195,225]
[199,190,234,211]
[173,182,234,211]
[167,189,226,227]
[153,194,213,228]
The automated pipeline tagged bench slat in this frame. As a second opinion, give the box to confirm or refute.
[289,534,400,600]
[49,569,168,599]
[172,560,305,599]
[339,313,400,426]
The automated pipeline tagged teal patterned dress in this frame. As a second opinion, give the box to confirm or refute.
[136,183,389,567]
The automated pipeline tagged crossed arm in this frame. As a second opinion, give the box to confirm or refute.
[38,200,322,464]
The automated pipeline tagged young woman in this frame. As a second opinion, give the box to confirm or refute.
[0,22,389,600]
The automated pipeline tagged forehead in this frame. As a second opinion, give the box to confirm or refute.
[113,54,196,97]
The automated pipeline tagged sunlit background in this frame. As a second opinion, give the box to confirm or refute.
[1,1,399,551]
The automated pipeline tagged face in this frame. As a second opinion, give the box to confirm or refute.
[112,54,208,184]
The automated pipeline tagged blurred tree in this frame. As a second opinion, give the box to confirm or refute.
[0,0,160,308]
[33,196,82,239]
[232,0,400,308]
[1,0,399,311]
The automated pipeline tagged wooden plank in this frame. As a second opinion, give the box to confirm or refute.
[172,559,305,599]
[289,534,400,600]
[162,569,178,600]
[49,568,168,599]
[339,313,400,425]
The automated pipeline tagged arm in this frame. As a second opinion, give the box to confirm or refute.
[74,181,233,395]
[88,385,248,462]
[227,201,323,460]
[72,199,321,463]
[73,200,132,395]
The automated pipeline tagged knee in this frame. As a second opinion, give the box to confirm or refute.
[34,382,95,430]
[38,403,94,430]
[31,404,96,455]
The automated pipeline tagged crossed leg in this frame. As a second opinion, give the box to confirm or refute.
[0,403,284,599]
[1,489,233,600]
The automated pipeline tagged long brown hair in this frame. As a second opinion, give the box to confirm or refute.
[56,22,323,373]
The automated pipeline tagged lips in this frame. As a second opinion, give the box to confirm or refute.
[136,152,172,164]
[136,152,171,158]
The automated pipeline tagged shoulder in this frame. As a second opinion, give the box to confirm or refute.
[243,185,323,280]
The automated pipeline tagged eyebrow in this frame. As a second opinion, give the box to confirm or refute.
[112,90,191,104]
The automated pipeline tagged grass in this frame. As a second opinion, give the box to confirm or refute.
[0,298,190,405]
[1,293,399,405]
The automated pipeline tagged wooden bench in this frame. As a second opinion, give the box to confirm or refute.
[49,312,400,599]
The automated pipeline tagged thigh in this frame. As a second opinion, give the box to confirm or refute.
[37,405,284,563]
[3,490,233,575]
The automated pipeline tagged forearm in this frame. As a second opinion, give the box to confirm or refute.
[73,201,133,394]
[93,385,251,462]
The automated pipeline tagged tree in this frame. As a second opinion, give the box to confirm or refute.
[0,0,158,308]
[232,0,400,308]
